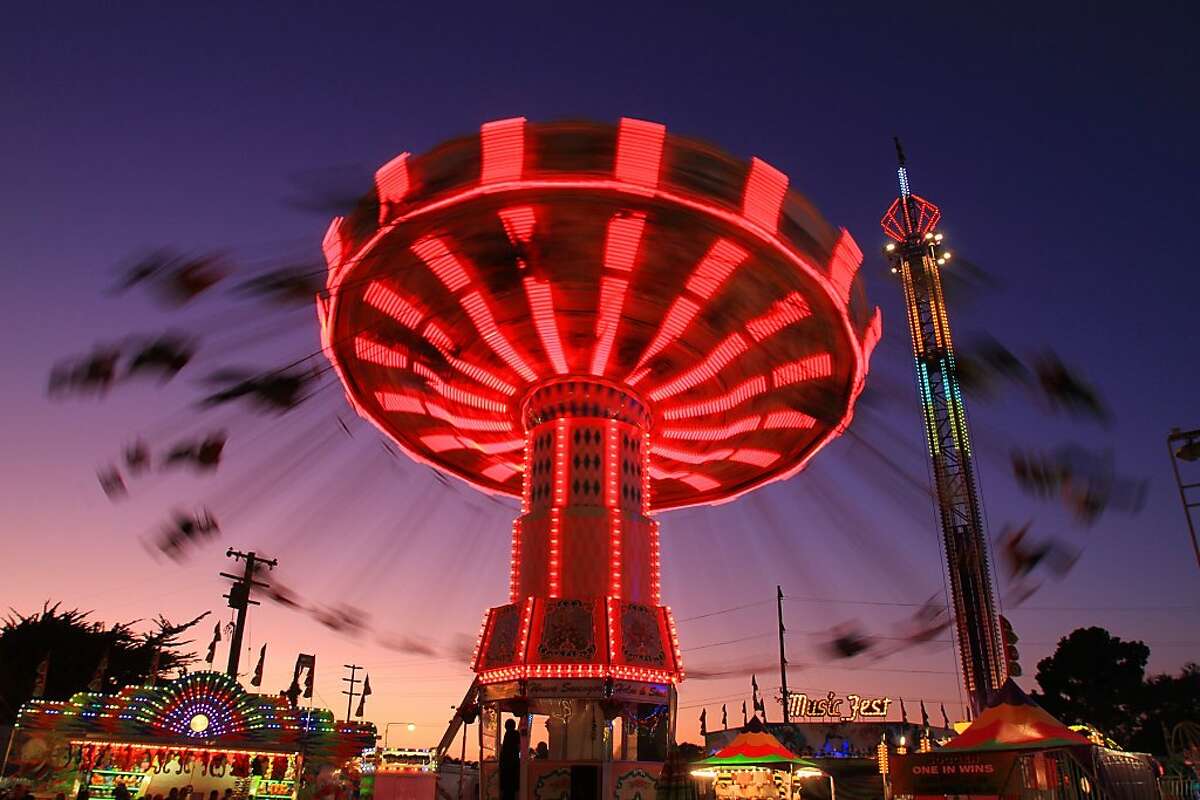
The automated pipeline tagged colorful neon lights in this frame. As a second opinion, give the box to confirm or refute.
[523,277,568,374]
[602,212,647,273]
[375,152,411,222]
[498,205,536,244]
[614,118,666,188]
[480,117,525,184]
[364,280,425,329]
[322,217,345,271]
[661,416,760,441]
[828,228,863,305]
[661,376,767,420]
[742,157,788,233]
[684,239,750,300]
[426,401,514,432]
[460,290,539,382]
[323,118,881,511]
[730,448,781,467]
[376,391,424,414]
[746,292,813,341]
[411,235,471,292]
[772,352,833,387]
[649,333,749,401]
[762,410,817,429]
[355,336,407,368]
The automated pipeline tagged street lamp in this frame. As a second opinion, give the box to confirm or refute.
[383,722,418,748]
[1167,427,1200,570]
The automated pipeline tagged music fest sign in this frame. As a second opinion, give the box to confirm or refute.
[783,691,894,722]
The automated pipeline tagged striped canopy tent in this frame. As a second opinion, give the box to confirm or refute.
[700,727,823,771]
[944,680,1094,752]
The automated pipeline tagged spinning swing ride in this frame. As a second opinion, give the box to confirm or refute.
[314,116,880,782]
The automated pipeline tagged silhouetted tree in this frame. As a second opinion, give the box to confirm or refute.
[0,602,207,724]
[1129,663,1200,757]
[1032,626,1149,747]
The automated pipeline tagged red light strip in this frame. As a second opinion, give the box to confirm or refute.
[523,277,568,374]
[476,664,677,685]
[602,212,647,273]
[652,445,733,465]
[649,333,749,401]
[661,415,760,441]
[660,376,767,420]
[642,430,652,513]
[498,205,536,244]
[548,507,561,598]
[469,614,488,671]
[516,597,534,657]
[762,410,817,429]
[590,275,629,377]
[632,297,700,377]
[771,352,833,387]
[322,217,345,271]
[614,117,666,188]
[445,356,517,395]
[649,518,661,603]
[730,448,781,467]
[374,152,410,223]
[606,597,618,663]
[665,608,684,676]
[631,239,748,376]
[746,292,812,342]
[419,434,464,453]
[590,213,647,376]
[461,291,539,382]
[827,228,863,305]
[354,336,407,369]
[684,239,750,300]
[741,157,788,234]
[681,474,721,491]
[862,308,883,363]
[606,422,622,598]
[413,366,509,413]
[549,418,567,597]
[482,462,521,482]
[480,117,525,184]
[426,401,514,432]
[419,433,522,454]
[411,235,471,293]
[364,281,425,329]
[509,519,521,602]
[375,391,424,414]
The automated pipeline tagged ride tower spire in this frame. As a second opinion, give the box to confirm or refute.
[882,142,1005,715]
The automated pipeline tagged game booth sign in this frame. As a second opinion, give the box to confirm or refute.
[3,672,376,800]
[887,682,1159,800]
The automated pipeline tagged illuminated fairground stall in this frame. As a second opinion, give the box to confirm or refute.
[691,723,832,800]
[317,116,880,800]
[5,672,375,800]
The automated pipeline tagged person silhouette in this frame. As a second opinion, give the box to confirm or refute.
[499,718,521,800]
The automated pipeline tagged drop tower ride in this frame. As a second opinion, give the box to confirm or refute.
[881,141,1005,715]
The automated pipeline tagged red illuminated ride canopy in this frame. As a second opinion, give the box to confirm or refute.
[319,117,881,511]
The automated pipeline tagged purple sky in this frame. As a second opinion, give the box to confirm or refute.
[2,3,1198,747]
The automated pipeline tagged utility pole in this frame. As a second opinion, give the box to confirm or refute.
[342,664,363,722]
[1167,427,1200,570]
[221,549,277,679]
[777,585,790,723]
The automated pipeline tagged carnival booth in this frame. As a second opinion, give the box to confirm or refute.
[888,681,1158,800]
[6,672,376,800]
[691,722,832,800]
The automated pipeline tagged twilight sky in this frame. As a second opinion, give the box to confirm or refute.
[2,2,1197,749]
